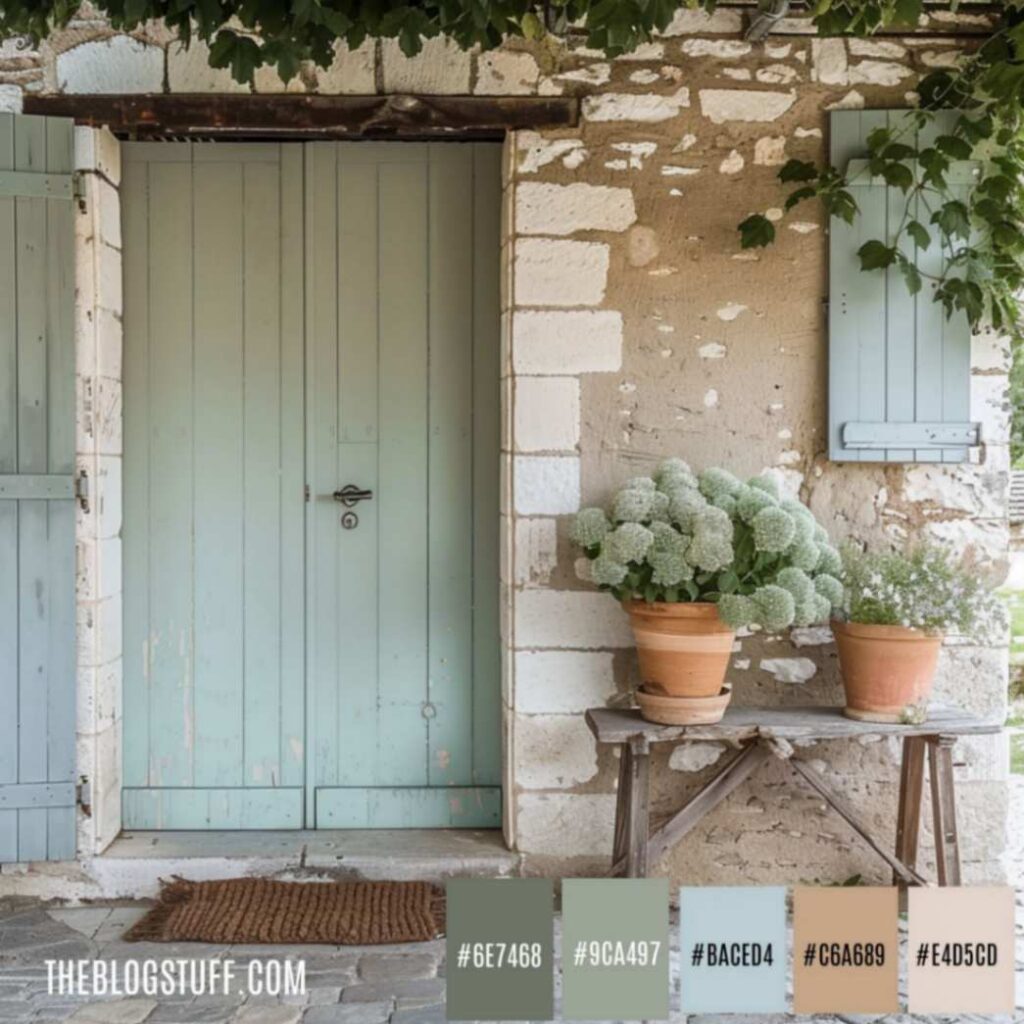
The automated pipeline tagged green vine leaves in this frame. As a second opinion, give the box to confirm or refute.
[5,1,1024,337]
[739,18,1024,340]
[0,0,689,83]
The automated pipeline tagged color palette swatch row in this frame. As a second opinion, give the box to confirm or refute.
[445,879,1016,1021]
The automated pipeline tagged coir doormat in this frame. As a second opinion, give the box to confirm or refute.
[125,877,445,945]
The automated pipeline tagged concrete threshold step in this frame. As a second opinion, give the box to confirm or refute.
[0,830,521,901]
[76,829,521,898]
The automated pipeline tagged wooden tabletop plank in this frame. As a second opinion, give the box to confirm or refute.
[585,705,1002,744]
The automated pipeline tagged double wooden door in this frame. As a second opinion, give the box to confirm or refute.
[121,140,501,829]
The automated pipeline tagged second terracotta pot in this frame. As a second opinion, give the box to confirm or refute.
[832,619,941,723]
[625,601,735,699]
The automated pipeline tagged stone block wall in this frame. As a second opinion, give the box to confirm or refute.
[73,126,124,856]
[0,2,1010,885]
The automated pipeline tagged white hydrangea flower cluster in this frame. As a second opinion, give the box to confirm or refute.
[571,459,845,630]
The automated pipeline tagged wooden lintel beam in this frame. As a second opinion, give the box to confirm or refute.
[23,93,579,139]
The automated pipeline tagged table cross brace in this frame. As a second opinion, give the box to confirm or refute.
[608,734,951,886]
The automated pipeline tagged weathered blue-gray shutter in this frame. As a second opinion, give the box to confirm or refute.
[829,110,979,462]
[0,114,77,862]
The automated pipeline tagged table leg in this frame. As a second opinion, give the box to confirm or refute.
[625,736,651,878]
[611,743,632,878]
[928,735,962,886]
[894,736,926,887]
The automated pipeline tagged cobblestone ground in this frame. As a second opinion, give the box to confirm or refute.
[2,804,1023,1024]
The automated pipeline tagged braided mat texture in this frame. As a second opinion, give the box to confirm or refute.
[125,877,445,945]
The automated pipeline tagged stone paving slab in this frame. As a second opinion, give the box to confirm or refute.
[354,956,435,984]
[46,913,112,941]
[301,1005,390,1024]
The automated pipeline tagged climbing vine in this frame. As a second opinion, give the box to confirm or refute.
[5,0,694,81]
[3,0,1024,341]
[739,6,1024,342]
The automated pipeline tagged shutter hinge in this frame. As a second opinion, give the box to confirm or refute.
[75,469,90,514]
[72,172,87,213]
[76,777,92,818]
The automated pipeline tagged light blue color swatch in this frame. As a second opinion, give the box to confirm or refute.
[680,886,788,1013]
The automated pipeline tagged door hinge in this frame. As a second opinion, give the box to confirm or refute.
[73,172,87,213]
[75,469,90,514]
[76,777,92,818]
[304,485,310,503]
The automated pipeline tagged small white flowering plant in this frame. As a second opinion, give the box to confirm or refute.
[839,544,1006,640]
[570,459,844,632]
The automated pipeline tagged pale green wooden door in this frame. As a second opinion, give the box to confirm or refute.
[122,141,501,829]
[122,142,306,828]
[306,142,502,828]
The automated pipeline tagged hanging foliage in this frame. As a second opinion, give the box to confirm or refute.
[738,6,1024,341]
[3,0,1023,340]
[2,0,691,82]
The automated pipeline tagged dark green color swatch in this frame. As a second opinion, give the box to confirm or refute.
[562,879,670,1021]
[445,878,554,1021]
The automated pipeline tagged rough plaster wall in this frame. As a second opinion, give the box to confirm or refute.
[0,2,1009,887]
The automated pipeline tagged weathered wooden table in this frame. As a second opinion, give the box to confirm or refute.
[585,705,1001,884]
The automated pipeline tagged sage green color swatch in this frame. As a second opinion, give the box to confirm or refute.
[445,878,554,1022]
[562,878,670,1021]
[680,886,787,1013]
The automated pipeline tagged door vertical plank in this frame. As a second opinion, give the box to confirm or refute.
[0,115,17,858]
[829,112,886,462]
[45,120,74,476]
[427,144,475,787]
[46,497,76,859]
[146,156,195,787]
[377,156,430,785]
[44,119,75,858]
[852,110,889,463]
[278,145,305,792]
[121,154,151,788]
[15,117,47,475]
[192,157,244,788]
[17,503,49,859]
[911,114,946,464]
[334,153,380,788]
[242,154,285,789]
[0,501,16,861]
[305,142,340,816]
[883,112,916,461]
[0,116,15,480]
[940,182,972,464]
[471,144,503,786]
[14,116,49,859]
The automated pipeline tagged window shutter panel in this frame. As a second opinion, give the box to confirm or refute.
[829,109,979,463]
[0,114,77,863]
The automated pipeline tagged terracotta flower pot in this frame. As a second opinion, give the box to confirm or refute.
[832,619,942,723]
[624,601,735,699]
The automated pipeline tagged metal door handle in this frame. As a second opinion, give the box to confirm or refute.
[333,484,373,507]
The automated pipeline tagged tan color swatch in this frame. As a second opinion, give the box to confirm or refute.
[908,887,1015,1014]
[793,886,899,1014]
